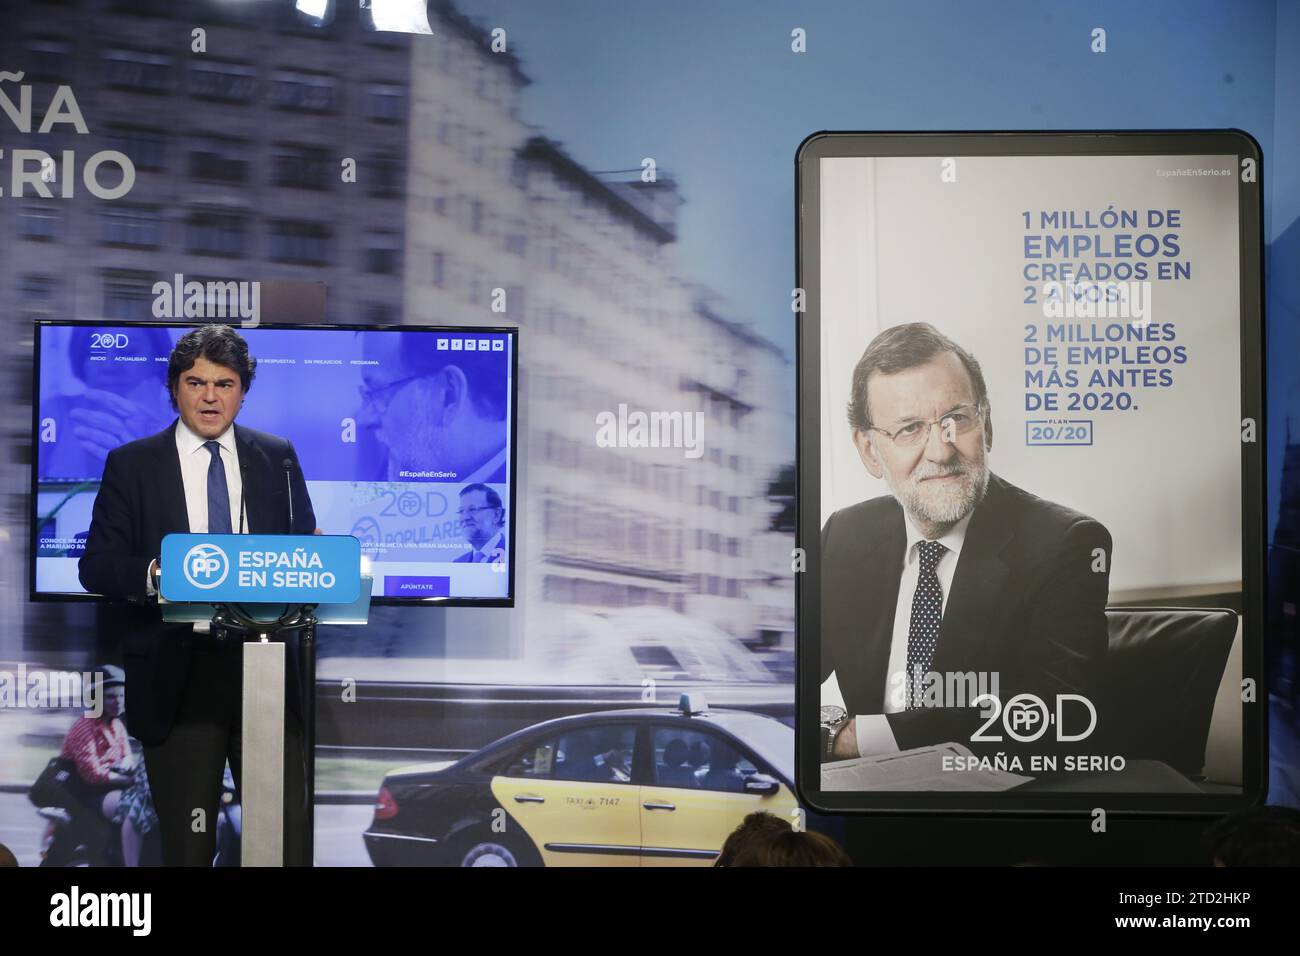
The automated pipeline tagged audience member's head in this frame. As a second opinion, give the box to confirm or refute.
[715,811,853,867]
[0,842,18,867]
[716,812,790,866]
[1205,806,1300,866]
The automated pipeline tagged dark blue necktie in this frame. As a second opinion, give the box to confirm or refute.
[905,540,947,709]
[205,440,232,534]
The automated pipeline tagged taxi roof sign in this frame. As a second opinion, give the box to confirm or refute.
[678,692,708,716]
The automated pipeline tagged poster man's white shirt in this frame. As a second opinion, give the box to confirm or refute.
[822,510,971,757]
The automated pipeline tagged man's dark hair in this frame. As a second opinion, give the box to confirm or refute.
[846,322,989,432]
[166,324,256,410]
[460,483,503,522]
[1204,806,1300,866]
[401,335,508,421]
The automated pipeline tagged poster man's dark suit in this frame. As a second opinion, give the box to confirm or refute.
[80,420,317,866]
[454,533,507,564]
[820,472,1111,759]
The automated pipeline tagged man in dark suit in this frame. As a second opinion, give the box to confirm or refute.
[453,483,507,564]
[79,324,318,865]
[821,322,1111,762]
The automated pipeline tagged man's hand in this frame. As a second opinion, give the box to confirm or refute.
[68,390,167,460]
[313,528,323,535]
[832,717,858,759]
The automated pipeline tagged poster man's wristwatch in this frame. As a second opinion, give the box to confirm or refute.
[820,705,849,761]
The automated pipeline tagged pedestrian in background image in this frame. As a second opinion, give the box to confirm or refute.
[56,665,155,867]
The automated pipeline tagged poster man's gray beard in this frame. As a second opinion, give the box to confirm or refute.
[881,454,991,528]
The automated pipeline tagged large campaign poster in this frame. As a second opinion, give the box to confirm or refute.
[805,140,1259,806]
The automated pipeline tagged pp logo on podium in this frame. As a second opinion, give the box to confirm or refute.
[183,542,230,590]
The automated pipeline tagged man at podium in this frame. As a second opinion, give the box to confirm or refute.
[79,323,318,866]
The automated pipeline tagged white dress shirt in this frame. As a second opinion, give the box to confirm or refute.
[146,420,245,606]
[174,419,244,535]
[854,511,972,756]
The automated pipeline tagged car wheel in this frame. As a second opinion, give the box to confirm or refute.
[454,831,539,868]
[461,840,518,867]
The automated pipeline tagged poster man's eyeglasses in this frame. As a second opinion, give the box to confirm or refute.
[867,403,985,448]
[358,375,423,412]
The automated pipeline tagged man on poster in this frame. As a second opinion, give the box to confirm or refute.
[454,483,507,564]
[821,322,1112,761]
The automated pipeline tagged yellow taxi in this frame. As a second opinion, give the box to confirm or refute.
[363,694,798,866]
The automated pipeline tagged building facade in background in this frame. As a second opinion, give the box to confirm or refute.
[0,0,794,681]
[403,4,791,678]
[0,0,415,665]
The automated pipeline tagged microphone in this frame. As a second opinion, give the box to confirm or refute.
[238,461,248,534]
[282,457,295,532]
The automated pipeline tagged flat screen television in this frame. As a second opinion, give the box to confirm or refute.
[31,321,517,606]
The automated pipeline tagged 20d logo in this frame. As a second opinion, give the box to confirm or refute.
[89,332,129,349]
[970,693,1097,743]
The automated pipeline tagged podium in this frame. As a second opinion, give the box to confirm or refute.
[159,533,369,867]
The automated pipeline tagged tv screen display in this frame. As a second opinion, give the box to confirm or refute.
[32,322,517,606]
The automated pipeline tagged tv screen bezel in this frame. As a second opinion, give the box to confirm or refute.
[30,319,519,609]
